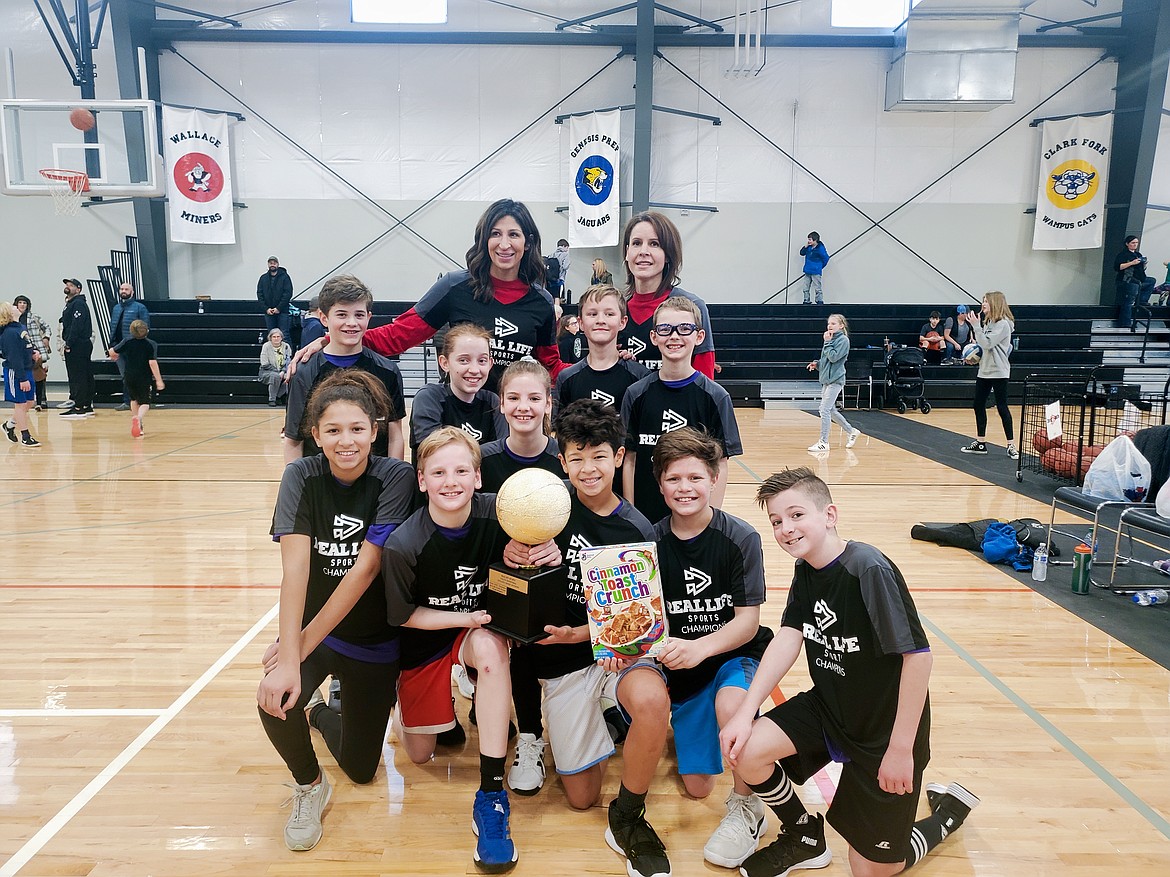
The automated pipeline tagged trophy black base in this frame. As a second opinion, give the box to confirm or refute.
[482,563,567,644]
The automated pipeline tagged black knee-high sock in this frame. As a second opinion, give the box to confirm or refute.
[509,647,544,736]
[906,813,948,867]
[747,763,809,829]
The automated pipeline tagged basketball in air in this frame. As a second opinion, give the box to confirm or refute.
[495,468,570,544]
[69,107,96,131]
[962,343,982,365]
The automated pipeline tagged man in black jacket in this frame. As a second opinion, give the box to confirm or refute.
[257,256,293,337]
[60,278,95,418]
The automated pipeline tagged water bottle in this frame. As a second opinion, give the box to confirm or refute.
[197,300,204,314]
[1071,542,1093,594]
[1031,543,1048,582]
[1133,588,1169,606]
[1085,529,1099,561]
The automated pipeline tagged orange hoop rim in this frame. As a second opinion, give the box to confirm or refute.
[39,168,90,193]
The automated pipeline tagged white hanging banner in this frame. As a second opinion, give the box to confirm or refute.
[567,110,620,248]
[162,106,236,245]
[1032,114,1111,251]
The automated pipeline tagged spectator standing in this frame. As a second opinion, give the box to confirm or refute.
[960,291,1017,460]
[553,238,571,299]
[108,282,151,410]
[299,296,326,348]
[60,279,95,419]
[260,328,293,407]
[1114,235,1155,329]
[942,304,972,363]
[556,314,584,364]
[258,256,293,337]
[13,295,51,410]
[2,301,41,447]
[806,313,860,454]
[799,231,830,305]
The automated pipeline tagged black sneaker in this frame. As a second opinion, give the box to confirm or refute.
[4,420,16,443]
[960,441,987,455]
[467,703,517,740]
[605,802,671,877]
[437,698,467,747]
[924,781,946,813]
[740,812,831,877]
[21,434,41,448]
[931,782,980,836]
[327,678,342,712]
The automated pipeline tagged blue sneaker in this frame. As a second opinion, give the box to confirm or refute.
[472,789,517,873]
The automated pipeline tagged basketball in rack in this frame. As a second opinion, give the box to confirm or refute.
[39,168,90,216]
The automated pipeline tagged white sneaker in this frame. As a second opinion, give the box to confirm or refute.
[507,733,546,796]
[807,441,830,453]
[703,791,767,867]
[452,664,475,700]
[283,771,332,851]
[1007,445,1019,460]
[846,429,861,449]
[55,400,75,409]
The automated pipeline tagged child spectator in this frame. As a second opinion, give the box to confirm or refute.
[620,295,742,524]
[918,311,945,365]
[283,275,406,464]
[259,328,292,408]
[13,296,50,410]
[721,467,979,877]
[806,313,860,454]
[942,305,972,363]
[409,323,507,461]
[651,428,774,869]
[1,301,40,447]
[299,296,326,348]
[383,427,559,872]
[799,232,830,305]
[257,370,416,852]
[114,319,165,437]
[557,313,585,364]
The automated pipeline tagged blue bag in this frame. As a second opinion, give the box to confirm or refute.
[982,522,1020,564]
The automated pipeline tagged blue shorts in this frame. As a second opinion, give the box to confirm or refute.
[670,656,759,776]
[3,368,35,404]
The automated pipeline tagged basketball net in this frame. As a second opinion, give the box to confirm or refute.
[39,168,90,216]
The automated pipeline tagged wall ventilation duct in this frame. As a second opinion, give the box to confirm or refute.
[885,0,1034,112]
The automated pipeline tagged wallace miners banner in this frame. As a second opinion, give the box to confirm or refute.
[1032,114,1111,251]
[162,106,235,244]
[567,110,620,248]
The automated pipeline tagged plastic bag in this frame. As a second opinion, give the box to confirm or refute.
[1082,434,1151,501]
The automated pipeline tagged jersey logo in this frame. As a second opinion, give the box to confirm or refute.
[569,533,595,551]
[454,565,478,588]
[495,317,519,338]
[461,422,483,441]
[591,389,615,407]
[874,841,891,850]
[813,599,838,632]
[626,336,647,357]
[333,514,364,541]
[661,409,688,433]
[684,567,713,596]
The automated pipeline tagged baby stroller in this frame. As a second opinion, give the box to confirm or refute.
[884,347,931,414]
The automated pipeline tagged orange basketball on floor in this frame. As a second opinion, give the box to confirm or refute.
[70,107,95,131]
[1033,428,1063,455]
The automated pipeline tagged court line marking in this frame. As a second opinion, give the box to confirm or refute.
[0,602,279,877]
[0,416,279,510]
[0,709,166,718]
[735,448,1170,840]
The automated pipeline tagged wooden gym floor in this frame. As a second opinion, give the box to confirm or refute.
[2,404,1169,876]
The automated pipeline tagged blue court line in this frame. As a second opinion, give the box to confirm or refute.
[732,454,1170,840]
[921,615,1170,840]
[0,416,279,510]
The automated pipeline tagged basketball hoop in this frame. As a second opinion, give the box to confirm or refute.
[39,168,90,216]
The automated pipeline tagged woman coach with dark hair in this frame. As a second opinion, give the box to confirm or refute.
[1114,234,1155,330]
[293,199,564,391]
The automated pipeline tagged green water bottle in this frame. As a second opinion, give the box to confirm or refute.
[1071,542,1093,595]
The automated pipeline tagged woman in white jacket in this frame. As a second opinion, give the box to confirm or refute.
[960,291,1016,459]
[259,328,292,406]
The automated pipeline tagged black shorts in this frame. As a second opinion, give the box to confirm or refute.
[761,689,928,865]
[125,376,152,405]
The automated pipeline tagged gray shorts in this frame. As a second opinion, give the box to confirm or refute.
[541,662,615,775]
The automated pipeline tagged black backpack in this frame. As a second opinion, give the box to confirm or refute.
[544,255,561,280]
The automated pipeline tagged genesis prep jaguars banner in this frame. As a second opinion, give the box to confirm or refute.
[567,110,620,248]
[162,106,235,244]
[1032,114,1111,251]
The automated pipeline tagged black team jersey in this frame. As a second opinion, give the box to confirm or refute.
[408,382,507,458]
[284,349,407,459]
[555,357,651,415]
[414,271,557,391]
[543,492,656,680]
[620,372,743,524]
[383,493,511,668]
[617,286,715,372]
[270,455,416,648]
[781,541,931,772]
[654,509,773,703]
[478,436,563,492]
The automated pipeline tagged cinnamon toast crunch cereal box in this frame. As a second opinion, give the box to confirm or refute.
[579,542,668,660]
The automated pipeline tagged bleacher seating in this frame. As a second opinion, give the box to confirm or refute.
[91,300,1117,407]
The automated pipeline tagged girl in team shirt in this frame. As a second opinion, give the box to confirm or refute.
[618,211,718,378]
[409,323,508,460]
[257,370,416,853]
[477,359,564,797]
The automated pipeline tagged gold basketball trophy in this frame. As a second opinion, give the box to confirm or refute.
[483,469,571,643]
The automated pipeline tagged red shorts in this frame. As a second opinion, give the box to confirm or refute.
[397,628,471,734]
